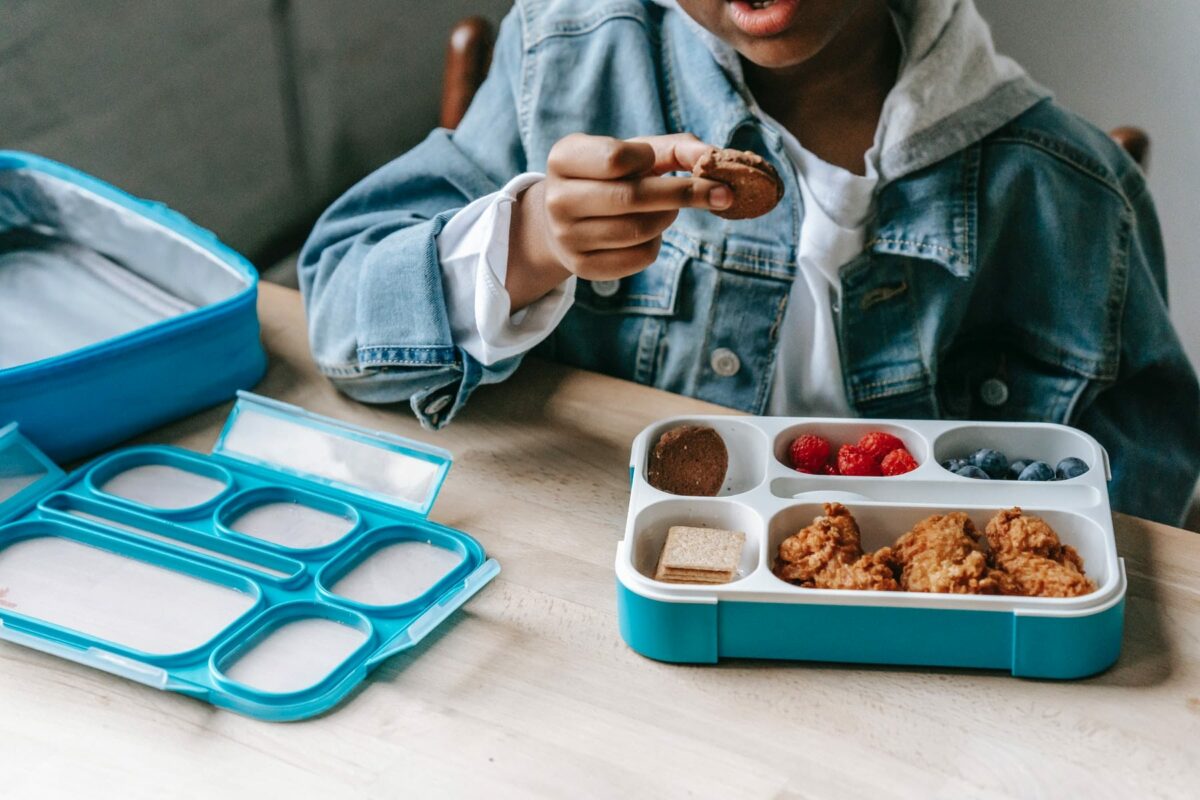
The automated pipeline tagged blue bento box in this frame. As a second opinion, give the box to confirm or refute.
[617,415,1126,679]
[0,392,499,721]
[0,151,266,462]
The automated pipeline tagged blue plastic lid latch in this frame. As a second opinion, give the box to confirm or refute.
[0,422,64,522]
[212,393,453,516]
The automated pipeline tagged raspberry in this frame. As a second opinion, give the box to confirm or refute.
[857,432,906,465]
[822,463,839,475]
[788,434,831,473]
[837,445,881,477]
[881,448,918,476]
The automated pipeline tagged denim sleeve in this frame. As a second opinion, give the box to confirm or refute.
[1075,179,1200,526]
[297,11,530,429]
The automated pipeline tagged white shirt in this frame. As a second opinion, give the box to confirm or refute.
[766,138,877,417]
[436,172,574,366]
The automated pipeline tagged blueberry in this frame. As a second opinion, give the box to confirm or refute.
[1018,461,1055,481]
[1007,459,1031,480]
[1056,457,1089,480]
[955,465,990,479]
[941,458,969,473]
[970,448,1009,479]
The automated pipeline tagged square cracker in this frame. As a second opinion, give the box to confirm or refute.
[654,525,745,583]
[656,568,734,584]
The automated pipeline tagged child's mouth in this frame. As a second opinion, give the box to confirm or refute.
[726,0,801,38]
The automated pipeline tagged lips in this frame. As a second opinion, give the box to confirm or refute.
[726,0,802,38]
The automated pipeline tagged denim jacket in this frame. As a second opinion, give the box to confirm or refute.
[300,0,1200,524]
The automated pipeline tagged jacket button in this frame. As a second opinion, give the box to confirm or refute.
[423,394,452,416]
[591,279,620,298]
[710,347,740,377]
[980,378,1009,407]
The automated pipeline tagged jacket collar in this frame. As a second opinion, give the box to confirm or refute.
[659,9,757,154]
[659,6,982,279]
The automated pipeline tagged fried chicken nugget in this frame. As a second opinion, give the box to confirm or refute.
[984,508,1095,597]
[892,512,1003,594]
[774,503,899,591]
[813,547,902,591]
[984,507,1086,565]
[776,502,861,569]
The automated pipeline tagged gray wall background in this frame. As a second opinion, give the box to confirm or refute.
[2,0,513,266]
[977,0,1200,370]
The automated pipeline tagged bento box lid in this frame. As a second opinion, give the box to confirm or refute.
[213,392,452,517]
[0,423,64,522]
[0,397,496,721]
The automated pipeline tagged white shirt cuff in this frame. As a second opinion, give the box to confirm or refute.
[436,172,576,367]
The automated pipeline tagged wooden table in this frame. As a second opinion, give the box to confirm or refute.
[2,284,1197,799]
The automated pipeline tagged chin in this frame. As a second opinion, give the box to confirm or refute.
[678,0,862,70]
[732,36,824,69]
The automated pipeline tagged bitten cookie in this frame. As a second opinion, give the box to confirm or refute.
[693,147,784,220]
[646,424,728,496]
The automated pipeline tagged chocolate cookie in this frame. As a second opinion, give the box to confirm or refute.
[646,425,729,496]
[693,147,784,220]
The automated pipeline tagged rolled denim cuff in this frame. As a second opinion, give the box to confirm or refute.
[354,211,459,363]
[408,351,522,430]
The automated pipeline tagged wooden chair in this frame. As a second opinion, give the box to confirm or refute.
[1109,126,1150,170]
[440,17,494,130]
[438,16,1150,169]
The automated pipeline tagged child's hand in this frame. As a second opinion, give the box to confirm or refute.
[506,133,732,311]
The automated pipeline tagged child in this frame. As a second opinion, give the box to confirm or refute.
[299,0,1200,525]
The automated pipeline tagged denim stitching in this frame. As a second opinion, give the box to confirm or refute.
[576,247,683,312]
[987,132,1124,200]
[867,237,959,259]
[1062,373,1097,425]
[1102,202,1134,371]
[664,232,796,267]
[962,143,980,264]
[849,356,929,392]
[664,231,796,279]
[699,264,723,383]
[525,5,650,48]
[755,290,791,412]
[358,346,459,367]
[853,376,930,403]
[951,332,1115,381]
[516,6,536,147]
[316,363,367,379]
[658,8,685,135]
[904,261,932,389]
[1001,128,1116,182]
[634,316,664,384]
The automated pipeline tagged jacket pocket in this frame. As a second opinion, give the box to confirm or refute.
[546,239,687,385]
[572,239,686,315]
[938,342,1098,424]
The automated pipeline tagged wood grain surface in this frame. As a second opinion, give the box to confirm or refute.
[0,283,1196,799]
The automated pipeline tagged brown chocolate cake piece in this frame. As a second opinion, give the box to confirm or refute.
[646,425,728,496]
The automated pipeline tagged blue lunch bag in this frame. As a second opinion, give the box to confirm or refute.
[0,151,266,462]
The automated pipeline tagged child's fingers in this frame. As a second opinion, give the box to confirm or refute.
[572,238,664,280]
[627,133,716,175]
[547,133,656,180]
[548,175,732,218]
[559,210,679,251]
